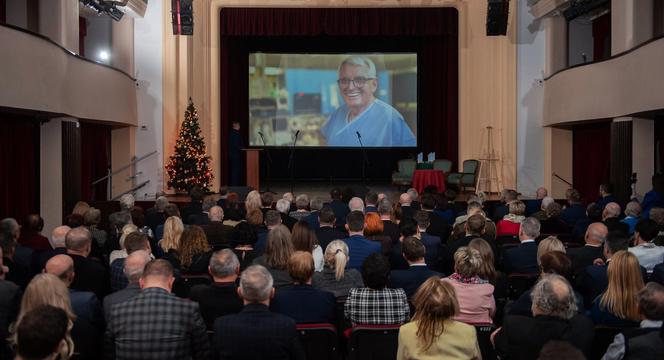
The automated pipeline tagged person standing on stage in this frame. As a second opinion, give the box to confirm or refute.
[228,121,244,186]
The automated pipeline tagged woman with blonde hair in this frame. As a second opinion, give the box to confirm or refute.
[179,225,212,274]
[312,240,364,298]
[397,278,481,359]
[291,220,324,271]
[591,250,644,327]
[158,216,184,268]
[244,190,262,214]
[109,223,138,264]
[537,236,565,265]
[441,246,496,324]
[71,201,90,217]
[252,224,294,287]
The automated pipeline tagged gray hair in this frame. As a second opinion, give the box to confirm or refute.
[209,249,240,278]
[265,210,281,227]
[531,274,577,320]
[541,196,555,210]
[377,199,393,216]
[295,194,310,210]
[520,217,541,239]
[202,197,217,212]
[0,218,19,238]
[309,198,324,211]
[65,227,92,251]
[406,188,419,203]
[338,56,377,78]
[348,197,365,213]
[240,265,274,302]
[83,208,101,226]
[119,194,135,210]
[124,250,151,283]
[209,206,224,221]
[155,196,169,211]
[276,199,291,214]
[625,201,642,217]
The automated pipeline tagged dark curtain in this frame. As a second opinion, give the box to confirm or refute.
[219,7,458,183]
[573,122,611,204]
[0,115,39,222]
[80,123,111,202]
[592,12,611,61]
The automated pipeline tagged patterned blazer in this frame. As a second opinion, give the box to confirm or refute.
[344,287,410,325]
[104,287,210,360]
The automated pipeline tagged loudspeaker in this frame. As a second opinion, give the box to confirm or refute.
[486,0,509,36]
[171,0,193,35]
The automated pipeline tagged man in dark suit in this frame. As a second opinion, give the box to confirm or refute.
[504,217,541,274]
[492,189,518,222]
[315,207,347,252]
[654,262,664,285]
[378,200,400,244]
[228,121,244,186]
[303,198,323,230]
[66,227,109,300]
[34,225,70,274]
[524,187,548,216]
[493,274,595,359]
[276,199,297,231]
[364,192,379,213]
[420,195,451,243]
[566,222,608,275]
[271,252,335,324]
[202,206,235,248]
[390,237,441,298]
[190,249,243,330]
[560,189,586,228]
[188,197,215,225]
[390,219,418,270]
[105,259,210,360]
[255,210,283,255]
[602,202,629,235]
[181,186,205,225]
[328,188,349,226]
[103,250,150,321]
[145,196,169,233]
[414,211,443,271]
[213,265,305,360]
[595,183,617,212]
[343,211,381,270]
[399,193,417,220]
[444,214,489,273]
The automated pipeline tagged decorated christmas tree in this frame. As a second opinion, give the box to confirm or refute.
[166,98,213,192]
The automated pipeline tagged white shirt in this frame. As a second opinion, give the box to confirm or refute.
[628,242,664,272]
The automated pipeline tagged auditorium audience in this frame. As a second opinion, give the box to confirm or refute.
[84,207,108,248]
[343,211,381,270]
[271,251,335,323]
[0,246,21,358]
[154,203,181,242]
[399,192,416,220]
[181,186,205,225]
[445,214,489,273]
[604,202,630,234]
[312,241,363,299]
[531,196,554,221]
[179,225,213,275]
[252,224,294,288]
[109,223,138,265]
[291,220,324,271]
[364,191,378,213]
[255,209,282,254]
[0,218,33,288]
[493,274,594,359]
[492,188,518,222]
[414,210,443,271]
[65,227,109,300]
[390,237,440,298]
[345,253,409,325]
[503,217,540,274]
[145,195,169,234]
[109,232,151,291]
[348,196,365,213]
[364,212,392,256]
[159,216,184,268]
[289,194,311,221]
[442,246,495,324]
[468,238,508,300]
[397,278,481,360]
[72,201,91,217]
[276,198,297,230]
[13,305,71,360]
[540,202,569,234]
[18,214,50,251]
[567,222,608,274]
[524,186,547,216]
[328,188,350,226]
[213,265,305,360]
[596,183,617,211]
[244,190,262,214]
[390,218,417,270]
[561,188,586,228]
[621,201,642,235]
[591,251,644,327]
[34,225,70,274]
[602,282,664,360]
[260,192,275,217]
[537,236,566,265]
[496,200,526,236]
[642,174,664,219]
[201,205,235,248]
[188,196,216,225]
[378,199,400,243]
[103,250,150,321]
[222,192,245,224]
[629,218,664,272]
[303,197,323,230]
[109,194,135,234]
[231,221,259,271]
[189,249,243,330]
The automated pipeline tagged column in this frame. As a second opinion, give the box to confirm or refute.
[543,127,573,198]
[612,0,654,54]
[38,0,78,53]
[111,15,135,75]
[610,119,633,203]
[631,118,655,197]
[40,118,64,237]
[543,13,567,76]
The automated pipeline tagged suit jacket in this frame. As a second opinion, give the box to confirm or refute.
[426,211,452,242]
[144,211,166,234]
[494,314,595,360]
[389,242,409,270]
[420,232,443,271]
[390,265,441,298]
[303,211,321,230]
[343,235,382,270]
[103,284,141,321]
[70,289,104,332]
[214,303,305,360]
[202,221,235,248]
[604,217,629,235]
[525,199,542,217]
[654,263,664,286]
[561,203,586,227]
[105,287,210,360]
[280,213,297,231]
[492,204,509,222]
[271,284,336,324]
[0,279,21,352]
[365,205,378,213]
[596,195,617,211]
[328,200,349,225]
[504,241,539,274]
[315,226,347,252]
[188,213,210,226]
[69,253,110,300]
[400,205,417,220]
[566,245,604,275]
[181,202,203,225]
[33,247,67,274]
[189,281,243,330]
[381,220,401,244]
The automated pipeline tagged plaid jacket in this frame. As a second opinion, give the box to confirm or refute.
[344,287,410,325]
[104,287,210,360]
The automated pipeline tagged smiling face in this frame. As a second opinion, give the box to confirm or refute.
[338,64,377,113]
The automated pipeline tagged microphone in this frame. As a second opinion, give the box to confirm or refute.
[258,131,264,137]
[295,130,300,138]
[356,131,361,139]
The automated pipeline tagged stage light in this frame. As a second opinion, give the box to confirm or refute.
[98,50,110,62]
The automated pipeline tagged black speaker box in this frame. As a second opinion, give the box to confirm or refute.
[487,0,509,36]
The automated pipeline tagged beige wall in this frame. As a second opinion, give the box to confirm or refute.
[111,126,137,199]
[161,0,517,192]
[543,127,573,198]
[40,118,64,238]
[631,117,655,196]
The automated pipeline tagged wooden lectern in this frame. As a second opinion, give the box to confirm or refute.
[243,149,261,190]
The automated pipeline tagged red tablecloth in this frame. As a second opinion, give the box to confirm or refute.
[412,169,446,194]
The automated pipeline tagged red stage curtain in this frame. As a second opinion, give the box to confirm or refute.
[80,123,111,201]
[0,115,39,222]
[219,7,458,183]
[573,121,611,204]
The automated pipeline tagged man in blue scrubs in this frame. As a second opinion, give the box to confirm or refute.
[321,56,416,147]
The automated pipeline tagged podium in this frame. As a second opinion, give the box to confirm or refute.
[243,149,261,190]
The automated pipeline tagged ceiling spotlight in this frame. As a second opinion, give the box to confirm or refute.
[98,50,110,61]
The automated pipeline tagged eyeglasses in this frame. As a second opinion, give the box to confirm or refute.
[337,77,375,88]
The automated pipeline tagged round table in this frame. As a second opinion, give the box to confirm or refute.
[412,169,446,194]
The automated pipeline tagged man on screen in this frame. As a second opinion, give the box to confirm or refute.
[321,56,416,147]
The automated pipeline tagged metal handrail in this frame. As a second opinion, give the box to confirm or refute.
[91,151,158,200]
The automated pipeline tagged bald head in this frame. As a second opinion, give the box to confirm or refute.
[65,227,92,256]
[585,222,608,245]
[45,255,74,286]
[50,226,71,249]
[531,274,576,319]
[209,206,224,222]
[399,193,412,206]
[348,197,365,213]
[603,202,621,220]
[124,250,151,284]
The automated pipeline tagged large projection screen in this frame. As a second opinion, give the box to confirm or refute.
[248,53,418,148]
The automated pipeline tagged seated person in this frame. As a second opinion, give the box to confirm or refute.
[602,282,664,360]
[620,201,641,235]
[345,253,409,325]
[591,251,644,327]
[252,225,294,288]
[179,226,214,275]
[560,188,586,228]
[414,210,443,271]
[441,247,495,324]
[397,278,481,359]
[390,237,441,298]
[503,217,541,274]
[13,305,71,360]
[629,218,664,272]
[493,274,594,359]
[496,200,526,236]
[271,251,335,324]
[567,222,608,276]
[539,202,570,234]
[312,240,364,298]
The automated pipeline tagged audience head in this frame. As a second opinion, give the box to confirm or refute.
[364,212,384,236]
[1,217,20,239]
[601,251,644,322]
[365,192,378,206]
[24,214,44,234]
[49,225,71,249]
[189,186,205,202]
[377,199,393,217]
[309,197,324,212]
[508,200,526,216]
[650,207,664,226]
[283,192,295,203]
[15,305,71,360]
[468,238,497,282]
[518,217,540,240]
[288,251,314,284]
[420,194,436,211]
[239,265,274,304]
[625,201,642,218]
[565,188,582,204]
[362,252,390,290]
[585,222,608,246]
[265,225,293,270]
[399,193,412,206]
[275,199,291,215]
[537,236,565,265]
[295,194,309,210]
[164,203,180,218]
[599,183,614,196]
[72,201,91,217]
[411,278,459,351]
[414,210,430,231]
[604,231,629,258]
[232,221,258,246]
[466,201,483,213]
[346,211,365,233]
[261,192,275,208]
[246,209,264,226]
[540,197,554,211]
[264,210,282,228]
[160,216,184,252]
[500,189,518,203]
[178,225,209,269]
[539,251,572,279]
[453,246,483,279]
[407,188,419,203]
[637,282,664,321]
[119,194,135,211]
[245,190,262,213]
[318,206,336,227]
[399,218,418,238]
[545,202,562,218]
[202,196,217,213]
[45,255,75,286]
[291,220,317,253]
[465,214,486,236]
[130,207,146,228]
[208,205,224,222]
[118,223,138,249]
[155,196,169,212]
[208,249,240,280]
[83,208,101,227]
[64,227,92,256]
[140,259,175,291]
[536,187,548,199]
[401,237,425,263]
[603,202,621,220]
[124,250,151,284]
[324,240,350,281]
[348,197,365,213]
[635,218,659,243]
[531,274,577,319]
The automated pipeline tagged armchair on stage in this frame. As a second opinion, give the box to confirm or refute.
[446,159,480,193]
[391,159,416,188]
